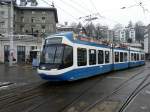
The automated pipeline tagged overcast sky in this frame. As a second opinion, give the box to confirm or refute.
[18,0,150,27]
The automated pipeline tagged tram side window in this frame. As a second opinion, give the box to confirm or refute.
[124,52,128,62]
[115,52,119,62]
[134,53,136,61]
[131,53,134,61]
[120,52,123,62]
[77,48,87,66]
[62,46,73,68]
[141,54,145,60]
[98,50,104,64]
[89,49,96,65]
[137,53,139,61]
[105,51,109,63]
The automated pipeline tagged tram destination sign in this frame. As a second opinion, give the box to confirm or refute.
[45,37,62,45]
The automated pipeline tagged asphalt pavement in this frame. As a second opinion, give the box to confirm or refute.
[0,63,150,112]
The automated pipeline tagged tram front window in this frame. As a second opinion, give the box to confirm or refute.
[40,44,73,70]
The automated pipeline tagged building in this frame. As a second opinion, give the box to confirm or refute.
[14,6,58,36]
[114,27,136,43]
[0,0,16,36]
[106,29,114,42]
[129,28,136,42]
[144,24,150,59]
[0,0,58,63]
[114,28,126,42]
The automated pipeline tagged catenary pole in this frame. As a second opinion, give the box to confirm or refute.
[9,0,14,66]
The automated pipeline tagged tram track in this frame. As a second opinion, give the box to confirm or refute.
[23,67,147,112]
[16,75,107,112]
[0,82,14,88]
[58,67,147,112]
[118,75,150,112]
[0,66,147,112]
[0,81,44,101]
[0,81,51,109]
[81,68,150,112]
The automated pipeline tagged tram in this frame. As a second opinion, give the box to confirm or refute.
[38,32,145,81]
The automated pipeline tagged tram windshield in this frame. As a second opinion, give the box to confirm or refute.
[40,44,73,70]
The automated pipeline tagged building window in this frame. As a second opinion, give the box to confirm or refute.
[115,52,119,62]
[42,11,46,14]
[49,24,54,32]
[42,25,46,33]
[21,11,24,14]
[0,11,5,16]
[20,25,24,32]
[120,52,123,62]
[31,46,37,50]
[0,21,5,28]
[89,49,96,65]
[42,17,46,23]
[32,11,35,14]
[31,17,35,23]
[98,50,104,64]
[105,51,109,63]
[21,17,24,22]
[77,48,87,66]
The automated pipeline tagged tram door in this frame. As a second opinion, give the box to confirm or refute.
[17,46,25,63]
[4,45,10,63]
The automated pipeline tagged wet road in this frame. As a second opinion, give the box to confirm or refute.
[0,63,150,112]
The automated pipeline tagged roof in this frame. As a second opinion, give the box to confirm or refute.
[49,32,111,48]
[15,6,58,23]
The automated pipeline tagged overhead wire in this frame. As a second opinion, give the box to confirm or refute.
[88,0,103,18]
[41,0,79,21]
[41,0,124,27]
[58,0,88,15]
[70,0,92,15]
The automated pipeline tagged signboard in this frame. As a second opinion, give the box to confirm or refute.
[45,37,62,45]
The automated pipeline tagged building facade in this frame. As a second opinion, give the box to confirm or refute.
[114,28,126,42]
[0,1,58,63]
[129,28,136,42]
[144,24,150,59]
[14,6,58,36]
[114,27,136,43]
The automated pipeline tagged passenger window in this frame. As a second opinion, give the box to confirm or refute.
[89,49,96,65]
[98,50,104,64]
[134,53,136,61]
[141,54,145,60]
[63,46,73,68]
[77,48,87,66]
[105,51,109,63]
[137,53,139,61]
[115,52,119,62]
[124,52,128,62]
[131,53,134,61]
[120,52,123,62]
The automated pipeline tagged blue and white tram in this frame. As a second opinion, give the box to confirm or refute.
[38,32,145,81]
[113,48,129,70]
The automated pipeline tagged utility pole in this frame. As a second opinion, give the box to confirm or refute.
[9,0,14,66]
[79,13,98,37]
